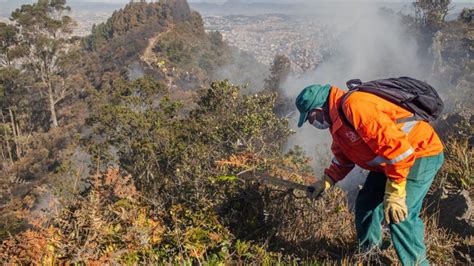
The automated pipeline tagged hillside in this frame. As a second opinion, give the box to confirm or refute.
[0,0,472,264]
[0,0,269,245]
[82,0,266,91]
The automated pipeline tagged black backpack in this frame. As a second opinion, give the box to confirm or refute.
[339,77,444,129]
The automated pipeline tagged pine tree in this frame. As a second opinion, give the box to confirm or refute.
[264,54,291,92]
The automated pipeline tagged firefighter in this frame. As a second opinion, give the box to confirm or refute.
[296,84,444,265]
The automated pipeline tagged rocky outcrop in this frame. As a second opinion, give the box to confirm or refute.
[428,188,474,236]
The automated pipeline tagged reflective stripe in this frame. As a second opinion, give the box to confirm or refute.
[366,121,418,166]
[332,157,341,165]
[401,121,418,134]
[332,157,355,167]
[367,147,415,166]
[396,116,418,124]
[389,147,415,163]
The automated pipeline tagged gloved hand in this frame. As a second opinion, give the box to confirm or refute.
[384,179,408,224]
[307,174,334,200]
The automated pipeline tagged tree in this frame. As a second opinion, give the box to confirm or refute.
[86,77,292,205]
[0,23,31,166]
[0,67,31,165]
[264,55,291,116]
[10,0,76,128]
[459,8,473,23]
[264,54,291,92]
[0,23,27,68]
[413,0,452,31]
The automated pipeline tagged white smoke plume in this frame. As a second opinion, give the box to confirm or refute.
[211,49,270,92]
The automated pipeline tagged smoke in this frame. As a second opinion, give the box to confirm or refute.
[211,49,270,92]
[200,1,443,205]
[281,3,431,203]
[128,62,145,80]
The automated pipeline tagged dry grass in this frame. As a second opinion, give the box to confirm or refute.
[424,217,459,264]
[440,138,473,190]
[0,182,465,265]
[0,139,471,264]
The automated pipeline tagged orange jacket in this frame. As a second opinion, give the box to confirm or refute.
[324,86,443,184]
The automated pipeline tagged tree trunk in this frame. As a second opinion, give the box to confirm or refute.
[8,108,21,159]
[0,145,6,170]
[1,111,13,165]
[48,83,59,128]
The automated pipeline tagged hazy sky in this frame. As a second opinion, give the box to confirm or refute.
[1,0,471,4]
[138,0,465,2]
[2,0,466,3]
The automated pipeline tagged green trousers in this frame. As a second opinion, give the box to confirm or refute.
[355,153,444,266]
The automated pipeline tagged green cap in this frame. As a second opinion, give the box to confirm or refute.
[295,84,331,127]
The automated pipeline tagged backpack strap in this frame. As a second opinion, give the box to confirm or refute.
[338,91,356,131]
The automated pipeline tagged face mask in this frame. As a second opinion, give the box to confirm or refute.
[311,118,330,130]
